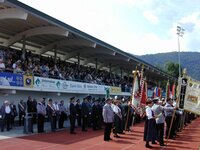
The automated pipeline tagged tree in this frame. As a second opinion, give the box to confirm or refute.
[164,62,180,78]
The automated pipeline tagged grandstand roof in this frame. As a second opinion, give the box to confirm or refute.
[0,0,176,82]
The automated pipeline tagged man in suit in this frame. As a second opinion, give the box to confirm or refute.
[102,97,114,141]
[75,99,82,127]
[92,99,99,130]
[81,97,89,131]
[18,99,26,126]
[151,98,165,146]
[1,100,12,132]
[69,97,76,134]
[46,99,56,132]
[10,101,18,129]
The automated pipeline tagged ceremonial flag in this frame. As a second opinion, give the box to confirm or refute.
[153,86,162,98]
[131,72,140,107]
[157,87,161,98]
[141,80,147,105]
[172,83,176,98]
[158,88,162,99]
[166,81,170,99]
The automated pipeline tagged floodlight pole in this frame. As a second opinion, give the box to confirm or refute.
[177,26,184,77]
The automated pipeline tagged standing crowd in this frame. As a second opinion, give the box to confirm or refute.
[0,95,143,135]
[0,95,196,149]
[143,97,197,148]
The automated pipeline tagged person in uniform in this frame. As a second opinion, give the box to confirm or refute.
[81,97,89,131]
[10,101,18,129]
[143,99,157,148]
[102,97,114,141]
[69,97,76,134]
[46,99,56,132]
[53,101,60,129]
[1,100,12,132]
[151,98,166,146]
[75,99,82,127]
[164,98,176,139]
[59,100,68,128]
[18,99,26,126]
[37,98,46,133]
[112,99,123,138]
[92,99,99,130]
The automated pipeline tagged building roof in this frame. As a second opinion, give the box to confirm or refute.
[0,0,176,82]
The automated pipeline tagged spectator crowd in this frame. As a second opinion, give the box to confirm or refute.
[0,48,132,92]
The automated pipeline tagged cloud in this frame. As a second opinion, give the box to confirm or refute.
[18,0,200,55]
[178,12,200,52]
[143,10,159,24]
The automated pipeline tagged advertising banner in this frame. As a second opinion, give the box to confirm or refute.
[184,79,200,115]
[110,86,121,94]
[0,72,23,87]
[33,77,118,94]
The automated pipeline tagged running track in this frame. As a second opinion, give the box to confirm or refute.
[0,118,199,150]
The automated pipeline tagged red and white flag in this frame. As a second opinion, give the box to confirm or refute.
[131,73,140,107]
[140,80,147,105]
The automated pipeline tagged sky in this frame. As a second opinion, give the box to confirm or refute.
[18,0,200,55]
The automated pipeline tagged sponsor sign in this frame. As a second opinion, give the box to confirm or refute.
[110,86,121,94]
[0,72,23,87]
[23,75,33,88]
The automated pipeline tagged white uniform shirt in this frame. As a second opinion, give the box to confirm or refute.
[146,106,154,120]
[5,105,11,114]
[112,104,122,119]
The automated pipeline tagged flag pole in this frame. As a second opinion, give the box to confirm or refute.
[125,65,138,132]
[166,81,179,145]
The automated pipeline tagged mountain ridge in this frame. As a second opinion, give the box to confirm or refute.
[136,51,200,80]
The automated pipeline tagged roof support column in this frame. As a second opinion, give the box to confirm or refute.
[120,67,123,78]
[109,63,112,74]
[54,46,57,65]
[21,36,26,61]
[77,53,80,69]
[95,58,98,72]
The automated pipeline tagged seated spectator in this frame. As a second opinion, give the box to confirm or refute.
[33,64,41,76]
[0,58,5,72]
[13,63,23,74]
[5,59,13,73]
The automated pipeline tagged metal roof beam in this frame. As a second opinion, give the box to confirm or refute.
[3,26,69,47]
[0,8,28,20]
[82,57,95,65]
[39,39,96,54]
[78,47,116,55]
[61,47,115,60]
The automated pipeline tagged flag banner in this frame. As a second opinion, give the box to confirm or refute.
[179,77,188,109]
[140,81,147,105]
[139,66,147,105]
[165,81,170,100]
[172,83,176,98]
[157,87,161,98]
[131,73,140,107]
[153,87,158,98]
[184,78,200,115]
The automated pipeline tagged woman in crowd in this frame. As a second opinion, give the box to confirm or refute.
[143,99,157,148]
[112,99,123,137]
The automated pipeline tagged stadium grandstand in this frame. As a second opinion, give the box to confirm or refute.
[0,0,176,104]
